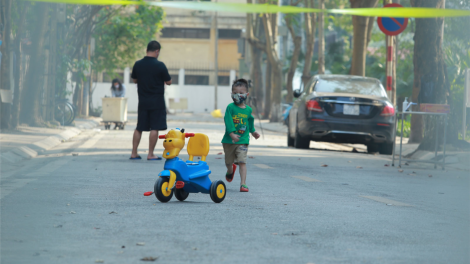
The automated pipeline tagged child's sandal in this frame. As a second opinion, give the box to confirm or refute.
[226,164,237,183]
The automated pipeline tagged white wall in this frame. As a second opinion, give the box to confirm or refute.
[89,83,233,113]
[68,69,236,114]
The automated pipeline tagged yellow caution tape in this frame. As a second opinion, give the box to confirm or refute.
[328,7,470,18]
[24,0,470,18]
[25,0,139,5]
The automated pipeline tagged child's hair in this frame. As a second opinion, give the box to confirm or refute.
[232,78,249,92]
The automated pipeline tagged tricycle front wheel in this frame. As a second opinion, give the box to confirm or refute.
[210,180,226,203]
[155,177,173,203]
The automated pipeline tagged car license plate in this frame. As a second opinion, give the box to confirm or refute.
[343,104,359,115]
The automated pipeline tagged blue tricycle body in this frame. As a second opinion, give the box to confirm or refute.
[159,157,212,194]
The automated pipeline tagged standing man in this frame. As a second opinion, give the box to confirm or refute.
[130,40,171,160]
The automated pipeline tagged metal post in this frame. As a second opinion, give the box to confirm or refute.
[392,112,398,166]
[434,116,439,169]
[442,114,447,170]
[398,112,404,168]
[386,36,393,100]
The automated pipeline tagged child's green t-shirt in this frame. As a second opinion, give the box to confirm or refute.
[221,103,256,145]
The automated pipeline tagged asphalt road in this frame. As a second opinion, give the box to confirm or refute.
[1,120,469,264]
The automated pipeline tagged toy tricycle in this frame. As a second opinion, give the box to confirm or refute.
[146,128,226,203]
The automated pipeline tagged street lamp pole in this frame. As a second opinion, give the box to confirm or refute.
[214,4,219,110]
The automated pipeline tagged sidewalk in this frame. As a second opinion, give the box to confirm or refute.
[0,118,101,164]
[137,112,470,171]
[405,146,470,171]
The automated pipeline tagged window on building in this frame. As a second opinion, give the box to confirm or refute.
[161,28,210,39]
[218,76,230,86]
[185,75,209,85]
[170,75,179,85]
[218,29,241,39]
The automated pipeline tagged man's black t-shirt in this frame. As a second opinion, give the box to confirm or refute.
[131,56,171,110]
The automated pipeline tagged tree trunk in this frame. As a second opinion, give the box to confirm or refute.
[285,14,301,104]
[250,46,263,115]
[264,61,272,118]
[318,0,325,75]
[245,7,266,116]
[11,2,29,129]
[349,0,379,76]
[409,0,447,150]
[286,35,301,103]
[302,0,316,88]
[262,12,282,122]
[21,3,49,126]
[0,0,12,129]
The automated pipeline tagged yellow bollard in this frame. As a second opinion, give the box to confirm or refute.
[211,109,223,118]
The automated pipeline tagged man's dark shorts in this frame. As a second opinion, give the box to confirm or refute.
[136,108,167,131]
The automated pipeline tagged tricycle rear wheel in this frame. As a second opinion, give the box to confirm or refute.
[174,188,189,201]
[210,180,226,203]
[155,177,173,203]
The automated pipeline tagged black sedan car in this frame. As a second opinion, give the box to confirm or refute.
[287,74,395,154]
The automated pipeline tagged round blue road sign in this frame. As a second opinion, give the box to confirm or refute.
[377,3,408,36]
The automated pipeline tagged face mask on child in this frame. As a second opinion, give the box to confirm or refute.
[231,93,247,104]
[114,85,120,89]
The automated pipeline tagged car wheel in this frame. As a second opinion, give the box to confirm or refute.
[294,126,310,149]
[378,142,393,155]
[287,125,294,147]
[367,144,379,153]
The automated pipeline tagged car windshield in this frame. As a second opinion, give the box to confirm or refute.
[315,78,387,97]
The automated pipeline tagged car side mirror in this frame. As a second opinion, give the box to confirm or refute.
[293,90,302,98]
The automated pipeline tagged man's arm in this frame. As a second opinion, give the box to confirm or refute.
[161,62,172,86]
[131,63,137,84]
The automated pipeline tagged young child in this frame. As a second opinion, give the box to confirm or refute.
[222,79,260,192]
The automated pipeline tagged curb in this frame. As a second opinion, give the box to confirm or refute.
[0,119,100,164]
[254,122,287,134]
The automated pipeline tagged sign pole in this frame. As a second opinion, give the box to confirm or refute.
[386,36,393,100]
[377,3,408,105]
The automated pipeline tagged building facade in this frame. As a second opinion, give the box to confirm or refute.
[157,2,246,86]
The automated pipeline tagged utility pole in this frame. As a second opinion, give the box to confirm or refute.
[318,0,325,75]
[213,3,219,110]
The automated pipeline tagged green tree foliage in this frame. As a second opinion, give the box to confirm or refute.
[91,5,165,76]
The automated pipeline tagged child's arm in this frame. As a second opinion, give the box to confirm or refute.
[224,106,241,143]
[248,112,260,139]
